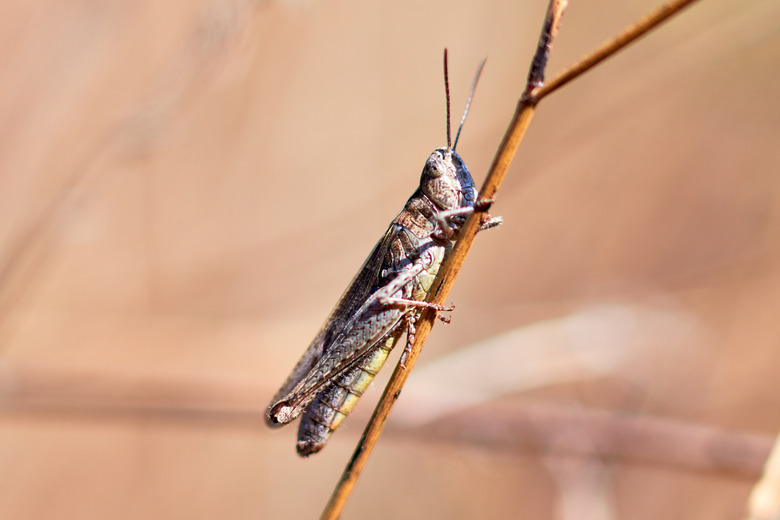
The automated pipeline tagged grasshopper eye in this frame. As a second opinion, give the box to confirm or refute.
[424,153,445,178]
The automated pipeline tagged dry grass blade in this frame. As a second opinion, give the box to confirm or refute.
[748,432,780,520]
[399,403,772,477]
[321,0,703,518]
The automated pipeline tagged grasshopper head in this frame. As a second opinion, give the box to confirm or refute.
[420,147,477,212]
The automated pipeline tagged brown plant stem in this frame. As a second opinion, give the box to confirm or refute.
[321,0,702,517]
[320,2,566,519]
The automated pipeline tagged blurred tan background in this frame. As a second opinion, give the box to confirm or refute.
[1,0,779,518]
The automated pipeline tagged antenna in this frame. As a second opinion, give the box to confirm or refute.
[443,49,452,149]
[453,58,486,151]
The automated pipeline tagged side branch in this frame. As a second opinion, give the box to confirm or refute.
[535,0,701,102]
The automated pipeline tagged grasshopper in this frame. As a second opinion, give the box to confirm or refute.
[266,51,500,456]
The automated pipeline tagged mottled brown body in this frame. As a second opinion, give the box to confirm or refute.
[266,146,499,456]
